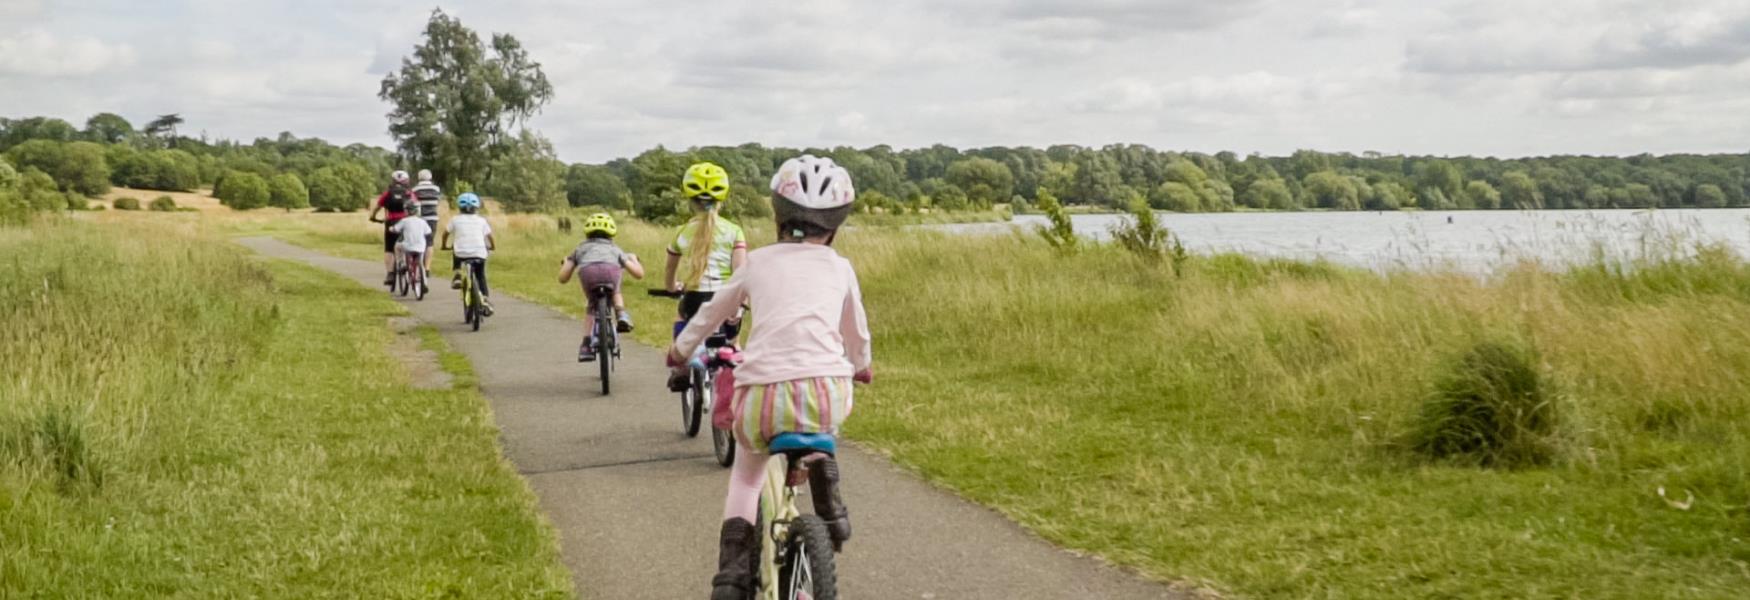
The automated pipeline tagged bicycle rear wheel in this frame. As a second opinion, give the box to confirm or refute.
[779,515,838,600]
[414,263,426,301]
[597,310,614,395]
[469,268,484,331]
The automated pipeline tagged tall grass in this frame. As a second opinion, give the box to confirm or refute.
[209,209,1750,598]
[1,221,569,597]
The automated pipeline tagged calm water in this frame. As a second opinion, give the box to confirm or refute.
[938,210,1750,271]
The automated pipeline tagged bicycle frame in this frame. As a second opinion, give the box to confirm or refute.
[756,453,802,600]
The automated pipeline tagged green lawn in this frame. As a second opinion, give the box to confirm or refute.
[0,220,571,598]
[218,209,1750,598]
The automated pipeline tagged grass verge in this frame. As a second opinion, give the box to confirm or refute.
[0,220,571,598]
[200,209,1750,598]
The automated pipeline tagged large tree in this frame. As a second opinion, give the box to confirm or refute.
[84,113,135,144]
[379,9,554,188]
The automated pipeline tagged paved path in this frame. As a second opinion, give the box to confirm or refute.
[240,237,1182,600]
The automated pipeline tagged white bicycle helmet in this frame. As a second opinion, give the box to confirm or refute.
[770,155,855,237]
[392,170,410,184]
[416,169,433,182]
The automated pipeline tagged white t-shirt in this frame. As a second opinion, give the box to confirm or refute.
[446,214,492,259]
[393,218,431,254]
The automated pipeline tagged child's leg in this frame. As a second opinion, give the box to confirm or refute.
[722,449,766,523]
[712,455,766,597]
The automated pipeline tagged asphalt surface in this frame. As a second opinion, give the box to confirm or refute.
[241,237,1183,600]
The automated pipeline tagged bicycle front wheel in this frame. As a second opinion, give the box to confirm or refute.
[779,515,838,600]
[682,369,705,437]
[712,422,736,468]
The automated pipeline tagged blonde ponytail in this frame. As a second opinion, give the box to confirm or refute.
[684,210,718,289]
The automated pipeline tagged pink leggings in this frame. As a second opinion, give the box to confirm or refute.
[723,448,768,522]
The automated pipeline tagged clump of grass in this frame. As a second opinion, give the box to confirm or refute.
[112,197,140,211]
[0,407,105,492]
[1410,339,1558,467]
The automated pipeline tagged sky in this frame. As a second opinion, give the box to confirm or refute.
[2,0,1748,163]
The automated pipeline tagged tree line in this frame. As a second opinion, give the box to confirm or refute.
[0,113,396,215]
[563,144,1750,223]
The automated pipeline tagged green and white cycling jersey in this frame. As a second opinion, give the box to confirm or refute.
[666,217,747,292]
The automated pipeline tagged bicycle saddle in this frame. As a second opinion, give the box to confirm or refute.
[769,432,836,456]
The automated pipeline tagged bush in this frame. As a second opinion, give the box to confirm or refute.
[113,197,140,210]
[307,164,374,212]
[1034,188,1077,252]
[267,173,309,210]
[5,140,111,197]
[1410,340,1557,468]
[111,149,200,191]
[214,171,269,210]
[149,196,177,211]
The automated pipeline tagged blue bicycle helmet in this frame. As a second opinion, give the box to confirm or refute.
[457,192,481,212]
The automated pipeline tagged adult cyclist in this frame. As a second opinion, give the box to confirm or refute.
[411,169,443,274]
[663,162,747,391]
[367,170,415,286]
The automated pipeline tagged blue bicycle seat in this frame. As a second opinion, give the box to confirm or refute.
[769,432,836,456]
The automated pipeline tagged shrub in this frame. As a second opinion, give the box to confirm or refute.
[113,197,140,210]
[18,168,63,211]
[5,140,111,197]
[268,173,309,210]
[1410,340,1558,468]
[111,149,200,191]
[215,171,269,210]
[149,196,177,211]
[1110,197,1175,260]
[1035,187,1077,252]
[307,165,374,212]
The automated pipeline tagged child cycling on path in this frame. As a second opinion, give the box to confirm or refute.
[558,213,644,362]
[667,155,871,600]
[441,192,495,315]
[663,162,748,388]
[367,170,415,286]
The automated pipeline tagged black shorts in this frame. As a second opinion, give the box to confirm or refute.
[383,220,401,253]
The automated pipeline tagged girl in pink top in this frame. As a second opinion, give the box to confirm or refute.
[668,155,871,600]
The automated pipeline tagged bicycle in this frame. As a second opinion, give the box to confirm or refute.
[749,432,841,600]
[455,256,487,331]
[588,283,621,395]
[395,249,427,301]
[649,289,738,467]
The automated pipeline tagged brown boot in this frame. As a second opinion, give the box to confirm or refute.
[711,518,758,600]
[808,456,851,551]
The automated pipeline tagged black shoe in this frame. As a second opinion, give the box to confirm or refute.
[667,369,689,392]
[808,456,851,551]
[578,342,596,363]
[711,518,758,600]
[616,318,633,333]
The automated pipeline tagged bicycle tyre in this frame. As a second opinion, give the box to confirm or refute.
[779,515,838,600]
[683,369,704,437]
[713,422,736,467]
[597,310,613,395]
[469,268,483,331]
[414,265,426,301]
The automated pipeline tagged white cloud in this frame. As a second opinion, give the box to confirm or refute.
[0,29,135,76]
[3,0,1749,161]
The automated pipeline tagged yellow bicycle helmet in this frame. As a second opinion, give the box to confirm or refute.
[682,162,730,203]
[581,212,618,237]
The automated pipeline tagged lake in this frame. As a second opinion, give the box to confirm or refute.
[936,210,1750,271]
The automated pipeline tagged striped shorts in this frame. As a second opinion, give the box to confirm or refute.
[731,377,854,453]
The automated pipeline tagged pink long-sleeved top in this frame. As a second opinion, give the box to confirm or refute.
[674,243,872,386]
